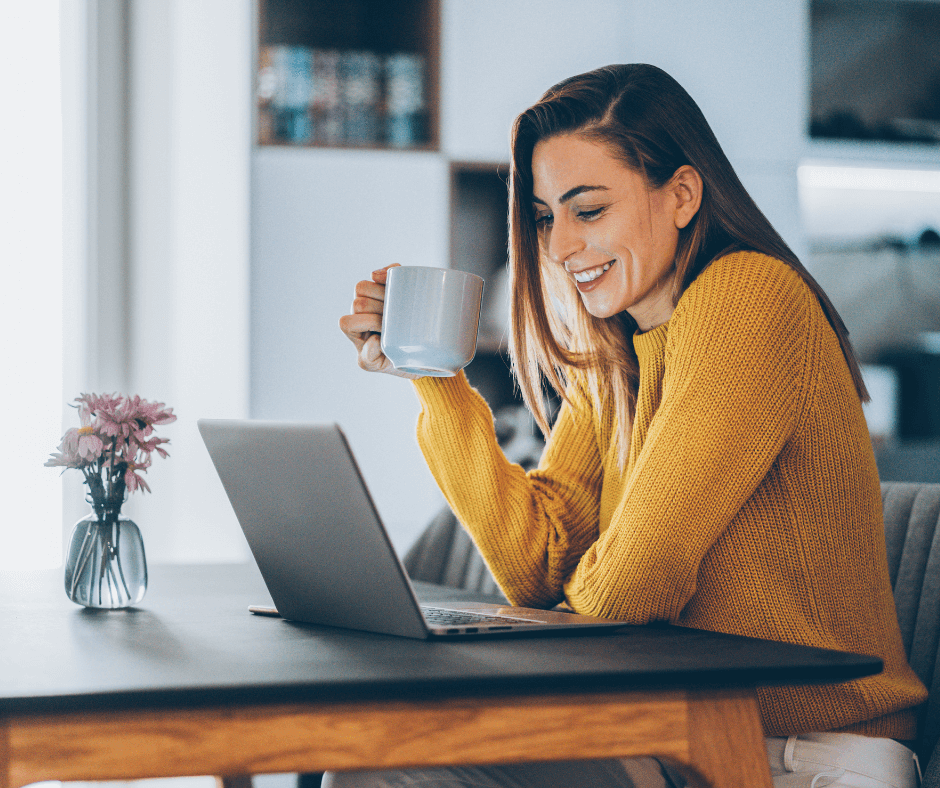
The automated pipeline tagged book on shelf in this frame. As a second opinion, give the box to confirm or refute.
[256,46,278,145]
[311,49,343,145]
[257,46,427,147]
[385,52,426,148]
[259,45,313,144]
[341,51,382,145]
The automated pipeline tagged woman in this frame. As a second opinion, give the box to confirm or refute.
[336,64,927,787]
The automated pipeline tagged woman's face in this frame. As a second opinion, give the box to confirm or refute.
[530,133,698,330]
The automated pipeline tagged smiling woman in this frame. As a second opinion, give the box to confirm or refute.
[338,64,927,787]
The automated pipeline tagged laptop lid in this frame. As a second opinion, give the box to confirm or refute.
[198,419,625,639]
[199,419,431,638]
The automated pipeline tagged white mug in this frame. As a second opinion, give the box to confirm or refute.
[381,266,485,377]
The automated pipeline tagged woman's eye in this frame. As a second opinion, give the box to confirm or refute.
[576,207,605,220]
[534,214,553,228]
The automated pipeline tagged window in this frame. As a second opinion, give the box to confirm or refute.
[0,2,65,569]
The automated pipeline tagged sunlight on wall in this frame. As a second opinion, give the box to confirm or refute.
[0,2,64,569]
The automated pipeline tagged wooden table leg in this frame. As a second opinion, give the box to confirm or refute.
[668,689,773,788]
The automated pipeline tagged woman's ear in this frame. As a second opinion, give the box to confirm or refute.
[670,165,703,230]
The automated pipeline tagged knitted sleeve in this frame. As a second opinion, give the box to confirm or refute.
[564,254,816,622]
[413,371,603,608]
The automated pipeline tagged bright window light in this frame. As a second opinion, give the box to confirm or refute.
[798,164,940,193]
[0,2,64,569]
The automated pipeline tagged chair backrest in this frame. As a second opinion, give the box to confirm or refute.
[882,481,940,760]
[403,506,504,598]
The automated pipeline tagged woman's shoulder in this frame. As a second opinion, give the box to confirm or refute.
[672,250,812,331]
[687,250,805,297]
[665,251,822,406]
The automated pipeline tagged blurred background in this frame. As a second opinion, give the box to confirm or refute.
[3,0,940,571]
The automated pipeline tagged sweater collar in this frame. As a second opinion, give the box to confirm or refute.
[633,321,669,364]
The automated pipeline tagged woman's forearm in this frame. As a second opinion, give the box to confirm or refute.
[413,372,602,608]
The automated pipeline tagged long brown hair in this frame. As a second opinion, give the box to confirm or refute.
[508,64,867,463]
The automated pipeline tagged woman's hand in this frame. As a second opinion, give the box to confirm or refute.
[339,264,421,380]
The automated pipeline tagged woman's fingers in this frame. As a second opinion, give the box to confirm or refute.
[359,333,386,368]
[339,311,381,348]
[341,278,386,348]
[371,263,400,285]
[340,265,418,379]
[352,279,387,312]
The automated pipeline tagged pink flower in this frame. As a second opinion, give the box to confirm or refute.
[134,397,177,426]
[61,426,105,461]
[134,434,171,459]
[49,392,176,500]
[44,450,84,469]
[125,456,152,493]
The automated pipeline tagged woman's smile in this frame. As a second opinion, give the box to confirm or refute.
[569,260,614,287]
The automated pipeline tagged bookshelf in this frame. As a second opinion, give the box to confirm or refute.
[256,0,440,150]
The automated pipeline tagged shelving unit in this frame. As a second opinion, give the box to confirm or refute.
[255,0,440,150]
[448,161,524,413]
[449,161,510,345]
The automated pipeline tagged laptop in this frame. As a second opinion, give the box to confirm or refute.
[198,419,627,639]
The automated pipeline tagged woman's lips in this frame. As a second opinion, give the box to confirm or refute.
[573,260,614,291]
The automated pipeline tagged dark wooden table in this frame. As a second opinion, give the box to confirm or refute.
[0,563,882,788]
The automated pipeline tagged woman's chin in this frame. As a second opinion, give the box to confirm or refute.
[578,291,626,320]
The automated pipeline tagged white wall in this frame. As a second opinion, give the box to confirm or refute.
[122,0,253,563]
[627,0,809,259]
[0,1,65,569]
[251,149,450,553]
[441,0,631,162]
[440,0,807,256]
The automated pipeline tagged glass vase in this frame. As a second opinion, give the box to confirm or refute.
[64,507,148,608]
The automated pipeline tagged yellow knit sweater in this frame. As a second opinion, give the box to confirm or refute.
[413,251,926,738]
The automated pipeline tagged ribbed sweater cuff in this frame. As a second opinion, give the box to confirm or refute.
[412,371,478,411]
[835,707,919,741]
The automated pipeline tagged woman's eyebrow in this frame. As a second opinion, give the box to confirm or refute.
[531,185,609,206]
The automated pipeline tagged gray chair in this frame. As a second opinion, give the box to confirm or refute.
[404,506,504,599]
[882,481,940,781]
[405,482,940,781]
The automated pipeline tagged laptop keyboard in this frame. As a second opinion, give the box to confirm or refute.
[420,606,538,627]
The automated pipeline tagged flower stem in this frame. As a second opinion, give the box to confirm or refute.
[69,527,94,600]
[112,521,132,601]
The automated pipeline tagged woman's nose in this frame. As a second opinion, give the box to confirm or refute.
[546,216,583,265]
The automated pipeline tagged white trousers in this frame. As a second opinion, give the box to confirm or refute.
[766,733,921,787]
[321,733,921,788]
